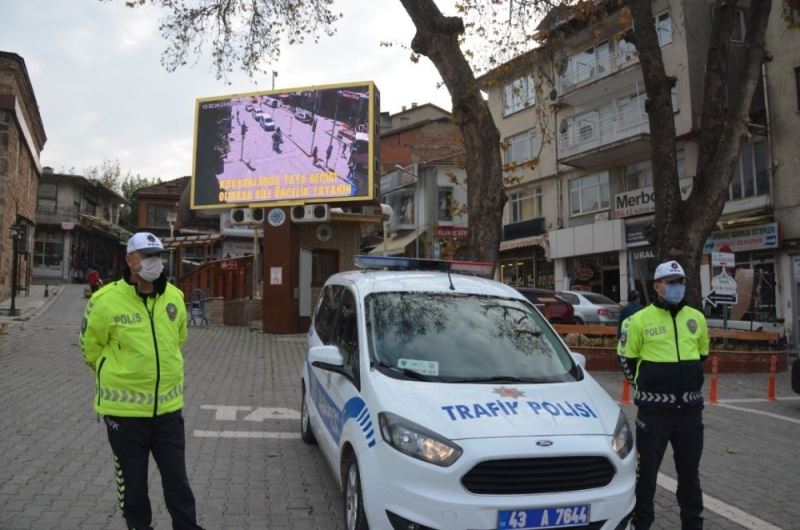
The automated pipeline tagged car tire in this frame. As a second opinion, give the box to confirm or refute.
[343,453,369,530]
[575,317,585,325]
[792,358,800,395]
[300,383,316,444]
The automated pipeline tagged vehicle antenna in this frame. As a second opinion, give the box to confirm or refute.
[447,268,455,291]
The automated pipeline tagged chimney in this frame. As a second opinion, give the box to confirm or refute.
[42,166,54,174]
[411,102,418,108]
[402,105,407,111]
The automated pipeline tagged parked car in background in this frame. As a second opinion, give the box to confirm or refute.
[259,115,276,131]
[264,97,279,108]
[515,287,576,324]
[295,109,313,123]
[557,290,621,325]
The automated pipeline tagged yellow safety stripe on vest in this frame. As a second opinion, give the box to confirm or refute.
[97,388,155,405]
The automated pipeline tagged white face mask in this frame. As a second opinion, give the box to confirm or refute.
[137,256,164,281]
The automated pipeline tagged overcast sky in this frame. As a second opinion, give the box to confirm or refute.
[1,0,454,182]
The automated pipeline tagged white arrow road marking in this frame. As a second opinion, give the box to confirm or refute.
[657,474,782,530]
[193,430,300,439]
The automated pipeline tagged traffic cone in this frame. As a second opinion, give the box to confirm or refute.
[620,378,631,405]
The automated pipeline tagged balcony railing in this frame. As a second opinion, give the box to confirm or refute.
[558,48,638,96]
[559,105,649,159]
[36,206,80,225]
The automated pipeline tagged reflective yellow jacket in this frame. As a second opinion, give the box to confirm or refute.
[618,300,709,408]
[79,270,187,417]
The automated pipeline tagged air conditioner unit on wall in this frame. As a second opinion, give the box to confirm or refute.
[230,207,265,225]
[290,204,330,223]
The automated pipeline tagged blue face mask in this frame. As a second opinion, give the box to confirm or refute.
[663,283,685,305]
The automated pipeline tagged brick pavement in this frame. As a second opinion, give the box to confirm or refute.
[1,283,798,529]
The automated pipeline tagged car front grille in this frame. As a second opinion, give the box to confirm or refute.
[461,456,615,495]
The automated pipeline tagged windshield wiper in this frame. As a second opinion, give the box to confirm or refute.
[370,361,433,381]
[442,375,545,384]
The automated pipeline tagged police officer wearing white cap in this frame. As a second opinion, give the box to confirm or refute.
[80,232,204,530]
[617,260,709,530]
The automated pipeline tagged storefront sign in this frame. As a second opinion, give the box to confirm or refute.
[435,226,469,239]
[615,178,694,218]
[711,251,735,268]
[61,222,75,230]
[703,222,779,253]
[625,222,650,246]
[630,246,656,262]
[573,267,594,281]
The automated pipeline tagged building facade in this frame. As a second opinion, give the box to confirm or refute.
[34,170,129,283]
[0,52,46,303]
[484,0,800,342]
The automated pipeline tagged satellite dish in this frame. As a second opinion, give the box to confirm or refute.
[316,223,333,242]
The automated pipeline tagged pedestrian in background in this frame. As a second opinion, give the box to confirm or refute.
[87,267,102,293]
[80,232,204,530]
[311,145,319,166]
[618,289,643,337]
[325,143,333,168]
[617,260,709,530]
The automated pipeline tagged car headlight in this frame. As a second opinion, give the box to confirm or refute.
[612,409,634,460]
[378,412,462,467]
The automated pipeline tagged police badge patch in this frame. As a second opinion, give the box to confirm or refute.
[687,319,698,333]
[166,303,177,321]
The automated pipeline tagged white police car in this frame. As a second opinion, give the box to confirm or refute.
[300,256,635,530]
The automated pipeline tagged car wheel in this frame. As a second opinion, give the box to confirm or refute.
[575,317,585,325]
[343,454,369,530]
[300,383,316,444]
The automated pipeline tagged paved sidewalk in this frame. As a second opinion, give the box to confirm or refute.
[0,282,66,326]
[1,283,798,529]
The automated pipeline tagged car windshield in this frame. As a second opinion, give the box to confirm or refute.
[365,292,579,383]
[582,293,617,305]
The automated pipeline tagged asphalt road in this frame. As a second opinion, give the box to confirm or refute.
[1,283,798,529]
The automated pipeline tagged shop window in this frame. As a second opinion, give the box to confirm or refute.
[508,185,542,223]
[146,204,172,228]
[438,188,454,223]
[569,172,609,215]
[504,128,539,166]
[312,249,339,287]
[729,140,769,200]
[503,74,536,116]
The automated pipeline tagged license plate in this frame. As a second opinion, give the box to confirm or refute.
[497,505,591,529]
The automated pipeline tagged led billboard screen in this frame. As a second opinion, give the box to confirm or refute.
[191,81,379,210]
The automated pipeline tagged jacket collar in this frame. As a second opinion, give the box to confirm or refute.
[123,266,167,295]
[652,296,687,317]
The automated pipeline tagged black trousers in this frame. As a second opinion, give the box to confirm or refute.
[104,410,202,530]
[633,407,704,530]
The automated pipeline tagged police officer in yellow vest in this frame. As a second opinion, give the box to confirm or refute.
[618,260,709,530]
[80,232,204,530]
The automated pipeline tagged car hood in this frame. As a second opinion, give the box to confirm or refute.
[370,372,619,440]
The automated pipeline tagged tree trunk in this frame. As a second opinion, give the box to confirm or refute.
[400,0,505,264]
[630,0,772,307]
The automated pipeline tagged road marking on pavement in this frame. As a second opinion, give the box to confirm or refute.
[193,430,301,439]
[714,403,800,425]
[657,474,782,530]
[200,405,300,421]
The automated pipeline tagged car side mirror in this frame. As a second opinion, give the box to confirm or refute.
[571,352,587,368]
[310,345,347,374]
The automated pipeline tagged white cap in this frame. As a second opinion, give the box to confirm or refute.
[654,260,685,281]
[126,232,166,255]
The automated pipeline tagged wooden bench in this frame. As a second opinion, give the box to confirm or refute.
[708,328,782,350]
[552,324,618,347]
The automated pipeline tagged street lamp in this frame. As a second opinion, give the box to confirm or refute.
[7,222,24,316]
[166,211,178,281]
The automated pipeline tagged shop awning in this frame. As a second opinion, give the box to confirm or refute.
[499,234,548,252]
[368,230,420,256]
[162,233,223,250]
[78,213,132,244]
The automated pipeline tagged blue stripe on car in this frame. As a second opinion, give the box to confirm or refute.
[307,362,376,447]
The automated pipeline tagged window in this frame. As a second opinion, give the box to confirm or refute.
[729,140,769,200]
[33,230,63,268]
[795,67,800,111]
[656,11,672,46]
[146,204,172,228]
[437,188,454,223]
[37,183,58,213]
[569,172,609,215]
[731,9,746,42]
[624,160,653,190]
[503,74,536,116]
[505,128,539,165]
[616,34,637,64]
[337,289,360,383]
[508,185,542,223]
[313,285,341,344]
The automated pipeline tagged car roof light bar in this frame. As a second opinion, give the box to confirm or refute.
[353,255,495,278]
